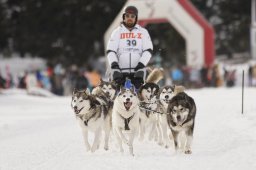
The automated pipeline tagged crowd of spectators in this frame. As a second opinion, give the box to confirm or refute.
[1,62,256,96]
[0,63,101,96]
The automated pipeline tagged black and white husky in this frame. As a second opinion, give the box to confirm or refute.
[112,86,140,156]
[157,85,176,148]
[157,85,185,148]
[71,88,112,152]
[167,91,196,154]
[137,68,163,141]
[92,79,117,101]
[138,83,159,141]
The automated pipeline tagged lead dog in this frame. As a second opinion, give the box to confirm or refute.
[112,86,140,156]
[166,91,196,154]
[71,88,111,152]
[157,85,185,148]
[157,85,175,148]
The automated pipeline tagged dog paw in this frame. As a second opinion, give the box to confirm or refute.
[185,150,192,154]
[91,145,99,153]
[158,142,163,146]
[85,147,91,152]
[174,148,183,154]
[122,139,129,145]
[127,142,133,147]
[148,135,153,141]
[129,146,134,156]
[104,146,109,151]
[85,144,91,152]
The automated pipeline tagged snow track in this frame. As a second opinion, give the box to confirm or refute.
[0,88,256,170]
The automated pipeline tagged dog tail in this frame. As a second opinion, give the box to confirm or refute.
[146,68,164,84]
[174,85,185,95]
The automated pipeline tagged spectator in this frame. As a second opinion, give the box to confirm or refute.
[52,63,65,95]
[200,65,211,86]
[252,65,256,86]
[0,72,6,89]
[18,71,27,89]
[171,66,183,85]
[248,65,253,87]
[226,69,236,87]
[75,69,89,90]
[211,64,222,87]
[85,65,101,90]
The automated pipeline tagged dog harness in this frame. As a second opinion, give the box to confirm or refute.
[139,100,167,115]
[119,113,135,130]
[77,106,103,126]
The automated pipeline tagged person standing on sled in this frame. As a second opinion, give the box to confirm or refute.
[106,5,153,90]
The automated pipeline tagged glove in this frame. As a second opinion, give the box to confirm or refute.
[113,71,123,81]
[134,62,145,71]
[111,62,123,81]
[111,62,120,69]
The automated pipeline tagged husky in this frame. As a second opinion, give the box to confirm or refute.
[138,94,159,141]
[166,91,196,154]
[137,68,163,141]
[112,86,140,156]
[157,85,185,148]
[71,88,112,152]
[157,85,175,147]
[92,79,117,101]
[91,78,117,117]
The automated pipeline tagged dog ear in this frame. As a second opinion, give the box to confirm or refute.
[111,82,117,90]
[171,85,175,92]
[99,78,104,85]
[137,85,143,100]
[154,84,160,95]
[85,88,91,95]
[73,88,78,95]
[131,84,136,93]
[120,85,125,92]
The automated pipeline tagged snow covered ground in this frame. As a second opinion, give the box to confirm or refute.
[0,87,256,170]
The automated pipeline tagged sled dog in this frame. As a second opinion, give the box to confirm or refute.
[157,85,185,147]
[71,88,111,152]
[167,91,196,154]
[92,79,117,101]
[137,68,164,141]
[112,86,140,156]
[157,85,176,147]
[138,83,159,141]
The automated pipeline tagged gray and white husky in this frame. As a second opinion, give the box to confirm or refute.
[167,91,196,154]
[137,68,163,141]
[157,85,185,147]
[112,86,140,156]
[157,85,176,148]
[138,83,160,141]
[92,79,117,101]
[71,88,111,152]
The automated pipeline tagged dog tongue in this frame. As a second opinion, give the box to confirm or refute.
[124,102,132,110]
